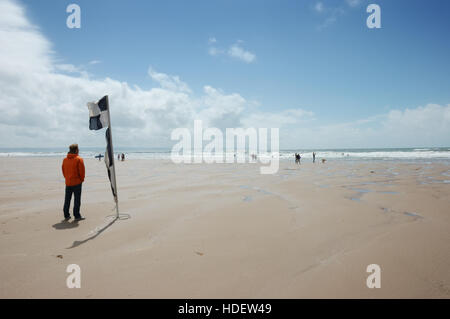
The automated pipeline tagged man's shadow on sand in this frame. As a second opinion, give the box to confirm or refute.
[52,220,80,230]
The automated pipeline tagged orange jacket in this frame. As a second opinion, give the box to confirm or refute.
[62,153,85,186]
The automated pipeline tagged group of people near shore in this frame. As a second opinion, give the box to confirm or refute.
[295,152,320,164]
[96,153,126,161]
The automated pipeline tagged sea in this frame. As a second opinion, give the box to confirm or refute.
[1,147,450,163]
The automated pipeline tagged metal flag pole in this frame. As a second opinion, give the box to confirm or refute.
[105,95,119,218]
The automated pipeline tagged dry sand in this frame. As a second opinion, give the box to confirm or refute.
[0,157,449,298]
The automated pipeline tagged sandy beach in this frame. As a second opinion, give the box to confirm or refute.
[0,157,449,298]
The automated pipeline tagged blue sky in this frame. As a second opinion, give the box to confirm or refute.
[24,0,450,122]
[1,0,449,148]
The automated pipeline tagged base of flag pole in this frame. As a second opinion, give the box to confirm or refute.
[106,212,131,221]
[116,213,131,220]
[111,202,130,220]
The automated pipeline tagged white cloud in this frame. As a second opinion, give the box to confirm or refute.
[148,67,191,93]
[313,1,352,30]
[89,60,101,65]
[54,63,90,78]
[55,64,81,73]
[227,43,256,63]
[208,47,222,56]
[208,38,256,63]
[316,7,345,30]
[380,104,450,146]
[278,104,450,149]
[207,37,220,56]
[314,2,324,13]
[346,0,361,7]
[0,0,52,75]
[242,109,314,129]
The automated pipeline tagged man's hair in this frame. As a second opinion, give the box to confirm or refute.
[69,144,79,154]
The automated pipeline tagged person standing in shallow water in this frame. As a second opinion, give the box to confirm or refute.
[295,153,301,165]
[62,144,85,221]
[313,152,316,163]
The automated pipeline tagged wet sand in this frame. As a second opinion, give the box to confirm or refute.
[0,157,449,298]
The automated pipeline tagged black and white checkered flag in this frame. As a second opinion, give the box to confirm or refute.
[87,96,109,130]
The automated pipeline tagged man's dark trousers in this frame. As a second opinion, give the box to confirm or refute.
[63,183,82,219]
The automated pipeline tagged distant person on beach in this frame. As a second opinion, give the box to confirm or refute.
[295,153,301,165]
[117,153,120,161]
[121,153,125,161]
[313,152,316,163]
[62,144,85,221]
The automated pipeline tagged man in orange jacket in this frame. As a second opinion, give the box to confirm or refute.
[62,144,85,221]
